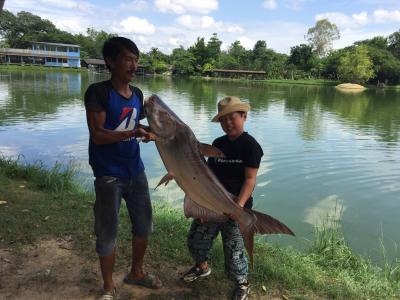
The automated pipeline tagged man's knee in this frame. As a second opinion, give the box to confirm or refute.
[96,238,116,256]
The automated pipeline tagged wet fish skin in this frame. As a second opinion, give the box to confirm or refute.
[145,94,295,261]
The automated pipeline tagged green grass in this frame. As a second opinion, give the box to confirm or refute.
[0,157,399,299]
[0,64,84,72]
[262,79,340,86]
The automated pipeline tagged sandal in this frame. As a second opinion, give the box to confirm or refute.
[123,273,162,289]
[99,288,116,300]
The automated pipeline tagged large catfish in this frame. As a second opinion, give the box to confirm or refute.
[144,95,294,261]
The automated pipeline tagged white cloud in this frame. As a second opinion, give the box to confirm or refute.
[373,10,400,23]
[155,0,218,14]
[176,15,244,33]
[238,37,254,50]
[316,10,400,30]
[285,0,309,10]
[52,18,89,33]
[119,0,148,11]
[353,12,369,25]
[168,37,185,47]
[334,28,395,49]
[40,0,94,11]
[119,16,156,35]
[263,0,277,10]
[316,11,369,29]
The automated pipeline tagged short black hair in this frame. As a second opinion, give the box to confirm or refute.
[102,37,139,69]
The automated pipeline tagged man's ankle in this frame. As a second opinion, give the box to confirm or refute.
[103,281,115,292]
[129,270,145,280]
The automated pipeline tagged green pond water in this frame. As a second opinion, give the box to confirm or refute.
[1,70,399,263]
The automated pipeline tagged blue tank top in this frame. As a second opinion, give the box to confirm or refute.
[84,80,145,178]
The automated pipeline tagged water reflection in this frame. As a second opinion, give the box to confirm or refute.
[0,71,400,262]
[0,71,83,125]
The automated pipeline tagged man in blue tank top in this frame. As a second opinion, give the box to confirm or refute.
[84,37,161,299]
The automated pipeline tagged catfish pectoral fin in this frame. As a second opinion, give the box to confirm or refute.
[155,173,174,190]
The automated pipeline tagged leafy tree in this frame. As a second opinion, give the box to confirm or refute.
[366,46,400,84]
[320,48,347,80]
[306,19,340,57]
[75,28,116,58]
[202,62,214,75]
[251,41,286,77]
[252,40,267,59]
[217,53,240,69]
[288,44,318,72]
[264,51,288,78]
[206,33,222,61]
[388,29,400,59]
[251,40,268,70]
[355,36,388,50]
[0,10,58,48]
[188,37,209,73]
[171,46,195,75]
[337,45,374,83]
[227,40,248,68]
[144,47,169,73]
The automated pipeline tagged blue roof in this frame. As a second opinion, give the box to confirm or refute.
[32,41,81,48]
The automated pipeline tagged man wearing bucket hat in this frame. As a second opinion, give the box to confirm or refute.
[181,96,264,300]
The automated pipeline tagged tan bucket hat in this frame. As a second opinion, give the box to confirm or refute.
[211,96,251,122]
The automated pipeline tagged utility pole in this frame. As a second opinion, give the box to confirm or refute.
[0,0,5,13]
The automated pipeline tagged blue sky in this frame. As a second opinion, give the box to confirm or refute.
[4,0,400,54]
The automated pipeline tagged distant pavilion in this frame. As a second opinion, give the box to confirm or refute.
[212,69,266,79]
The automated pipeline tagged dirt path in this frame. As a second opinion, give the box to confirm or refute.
[0,238,284,300]
[0,238,195,300]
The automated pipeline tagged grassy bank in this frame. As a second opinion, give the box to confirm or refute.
[0,157,399,299]
[191,76,340,86]
[0,64,84,73]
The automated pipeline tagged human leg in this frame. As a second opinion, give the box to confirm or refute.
[99,249,116,293]
[94,176,123,293]
[221,219,250,299]
[124,171,161,288]
[182,219,220,282]
[130,235,147,279]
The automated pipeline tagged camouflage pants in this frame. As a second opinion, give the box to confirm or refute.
[187,218,248,284]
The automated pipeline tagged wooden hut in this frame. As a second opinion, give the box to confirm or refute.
[212,69,266,79]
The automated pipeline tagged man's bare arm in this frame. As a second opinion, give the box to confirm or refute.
[86,111,135,144]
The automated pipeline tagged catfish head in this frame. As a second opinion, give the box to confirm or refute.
[144,95,185,141]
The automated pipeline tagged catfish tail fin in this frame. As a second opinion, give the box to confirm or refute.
[250,209,295,236]
[238,209,295,266]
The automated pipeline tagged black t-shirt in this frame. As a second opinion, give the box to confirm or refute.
[207,132,263,209]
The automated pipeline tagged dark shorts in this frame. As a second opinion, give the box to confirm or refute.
[93,171,153,256]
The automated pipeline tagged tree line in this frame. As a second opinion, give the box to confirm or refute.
[1,10,400,85]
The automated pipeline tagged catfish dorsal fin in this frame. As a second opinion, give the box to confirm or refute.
[198,143,225,158]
